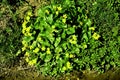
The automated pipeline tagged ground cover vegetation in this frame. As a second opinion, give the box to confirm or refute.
[0,0,120,79]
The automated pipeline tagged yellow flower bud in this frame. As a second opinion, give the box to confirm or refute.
[57,6,62,11]
[26,27,31,32]
[92,32,100,40]
[30,45,34,50]
[22,47,26,51]
[56,11,59,15]
[45,10,49,14]
[71,40,77,44]
[72,35,77,41]
[62,19,66,23]
[22,40,26,45]
[41,46,46,51]
[80,21,83,26]
[66,61,71,69]
[25,52,29,56]
[65,53,69,58]
[37,37,42,42]
[70,54,74,58]
[25,57,29,62]
[46,48,51,54]
[83,44,87,49]
[52,25,55,29]
[27,11,32,16]
[53,5,56,10]
[63,14,67,19]
[89,27,95,31]
[22,21,27,28]
[33,47,39,53]
[62,66,67,71]
[28,58,37,66]
[25,16,30,21]
[56,54,59,60]
[27,33,32,36]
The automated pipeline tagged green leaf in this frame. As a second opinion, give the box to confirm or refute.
[66,27,75,35]
[23,36,34,42]
[117,36,120,43]
[86,19,92,27]
[54,37,61,47]
[44,54,53,62]
[40,53,46,60]
[82,33,88,42]
[55,47,62,53]
[40,39,50,46]
[61,43,67,50]
[61,30,66,39]
[112,27,118,36]
[47,14,53,24]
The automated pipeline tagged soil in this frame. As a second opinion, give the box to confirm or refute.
[1,61,120,80]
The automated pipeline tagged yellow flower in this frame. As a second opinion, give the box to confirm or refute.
[37,37,42,42]
[41,46,46,51]
[53,5,56,10]
[45,10,49,14]
[70,54,74,58]
[22,21,27,28]
[27,11,32,16]
[62,19,66,23]
[62,66,67,71]
[56,11,59,15]
[92,32,100,40]
[66,61,71,69]
[70,40,77,44]
[46,48,51,54]
[22,28,26,34]
[25,51,29,56]
[57,6,62,11]
[22,47,26,51]
[65,53,69,58]
[26,27,31,32]
[63,14,67,19]
[28,58,37,66]
[52,25,55,29]
[80,21,83,26]
[72,35,77,41]
[83,44,87,49]
[22,40,26,45]
[25,57,29,62]
[89,27,95,31]
[25,16,30,21]
[56,54,59,60]
[27,33,32,36]
[30,45,34,50]
[33,47,39,53]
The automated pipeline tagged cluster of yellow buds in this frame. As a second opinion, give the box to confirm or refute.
[46,48,51,54]
[89,27,101,40]
[62,14,67,23]
[53,5,62,15]
[22,11,32,36]
[69,35,77,44]
[92,32,100,40]
[28,58,37,66]
[65,53,74,58]
[62,61,72,72]
[89,27,95,31]
[33,47,40,53]
[41,46,46,51]
[45,10,50,15]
